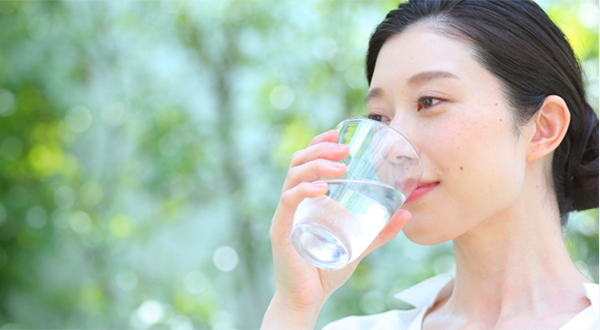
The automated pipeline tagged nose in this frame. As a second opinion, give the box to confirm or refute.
[389,115,422,157]
[386,115,425,183]
[371,127,422,182]
[375,135,417,166]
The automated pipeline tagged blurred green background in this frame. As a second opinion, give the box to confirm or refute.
[0,0,597,329]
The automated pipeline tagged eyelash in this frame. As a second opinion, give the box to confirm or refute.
[367,96,442,122]
[367,114,384,122]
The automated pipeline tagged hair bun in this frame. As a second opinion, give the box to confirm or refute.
[571,103,599,211]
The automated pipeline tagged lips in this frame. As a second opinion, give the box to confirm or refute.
[405,182,439,203]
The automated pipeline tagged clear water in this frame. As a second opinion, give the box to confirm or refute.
[291,180,406,270]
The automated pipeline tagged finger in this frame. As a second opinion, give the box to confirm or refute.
[308,129,339,147]
[289,142,349,168]
[352,209,412,264]
[270,182,329,241]
[283,159,347,192]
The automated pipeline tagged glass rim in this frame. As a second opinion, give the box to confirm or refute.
[336,117,424,183]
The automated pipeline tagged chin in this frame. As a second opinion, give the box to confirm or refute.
[402,217,450,245]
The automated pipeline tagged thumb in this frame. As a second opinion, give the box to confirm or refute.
[357,209,412,260]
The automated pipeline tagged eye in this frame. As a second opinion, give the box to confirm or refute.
[367,113,391,124]
[417,97,441,111]
[368,114,384,122]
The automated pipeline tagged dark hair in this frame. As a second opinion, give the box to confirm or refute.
[366,0,599,225]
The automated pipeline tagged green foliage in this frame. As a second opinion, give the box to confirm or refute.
[0,1,596,329]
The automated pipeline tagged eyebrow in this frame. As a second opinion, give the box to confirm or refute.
[366,70,459,104]
[365,88,383,104]
[407,70,459,85]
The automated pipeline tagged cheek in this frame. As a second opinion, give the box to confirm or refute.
[421,115,480,172]
[423,110,524,206]
[427,106,513,172]
[404,117,525,244]
[447,116,525,211]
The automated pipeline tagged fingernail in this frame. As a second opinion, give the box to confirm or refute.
[313,182,328,189]
[335,144,349,151]
[332,162,346,169]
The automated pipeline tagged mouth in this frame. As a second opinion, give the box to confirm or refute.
[405,181,439,203]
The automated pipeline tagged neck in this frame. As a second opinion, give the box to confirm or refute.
[445,168,591,323]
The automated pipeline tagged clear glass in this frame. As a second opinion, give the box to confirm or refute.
[291,118,423,270]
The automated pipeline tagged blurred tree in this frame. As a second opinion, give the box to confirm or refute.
[0,0,596,329]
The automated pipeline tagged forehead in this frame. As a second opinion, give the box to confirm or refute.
[370,23,484,87]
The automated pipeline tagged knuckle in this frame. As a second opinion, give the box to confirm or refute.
[297,181,312,193]
[317,142,334,153]
[280,189,297,208]
[268,224,277,241]
[269,225,285,246]
[373,234,386,246]
[286,166,298,180]
[313,159,331,173]
[293,182,307,196]
[310,132,326,143]
[290,150,303,165]
[316,158,331,166]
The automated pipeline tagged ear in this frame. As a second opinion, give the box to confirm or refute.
[526,95,571,162]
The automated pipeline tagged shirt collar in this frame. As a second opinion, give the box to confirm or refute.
[394,275,599,314]
[394,274,454,309]
[583,283,599,313]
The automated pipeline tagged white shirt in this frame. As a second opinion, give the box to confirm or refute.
[323,274,599,330]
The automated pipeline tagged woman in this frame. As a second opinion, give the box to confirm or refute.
[261,0,599,329]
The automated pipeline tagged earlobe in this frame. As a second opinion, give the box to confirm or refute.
[526,95,571,162]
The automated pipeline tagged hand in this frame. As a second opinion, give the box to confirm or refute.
[261,129,412,330]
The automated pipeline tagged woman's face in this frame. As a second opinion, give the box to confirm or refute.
[367,24,533,244]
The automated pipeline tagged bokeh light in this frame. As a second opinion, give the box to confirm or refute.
[0,89,16,116]
[137,300,166,327]
[269,85,295,110]
[313,37,338,60]
[25,206,47,229]
[182,270,208,295]
[1,137,22,161]
[0,203,6,225]
[54,186,75,209]
[360,290,386,314]
[116,270,139,292]
[65,106,93,133]
[212,246,239,272]
[68,211,92,234]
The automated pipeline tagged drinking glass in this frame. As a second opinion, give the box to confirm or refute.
[291,118,423,270]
